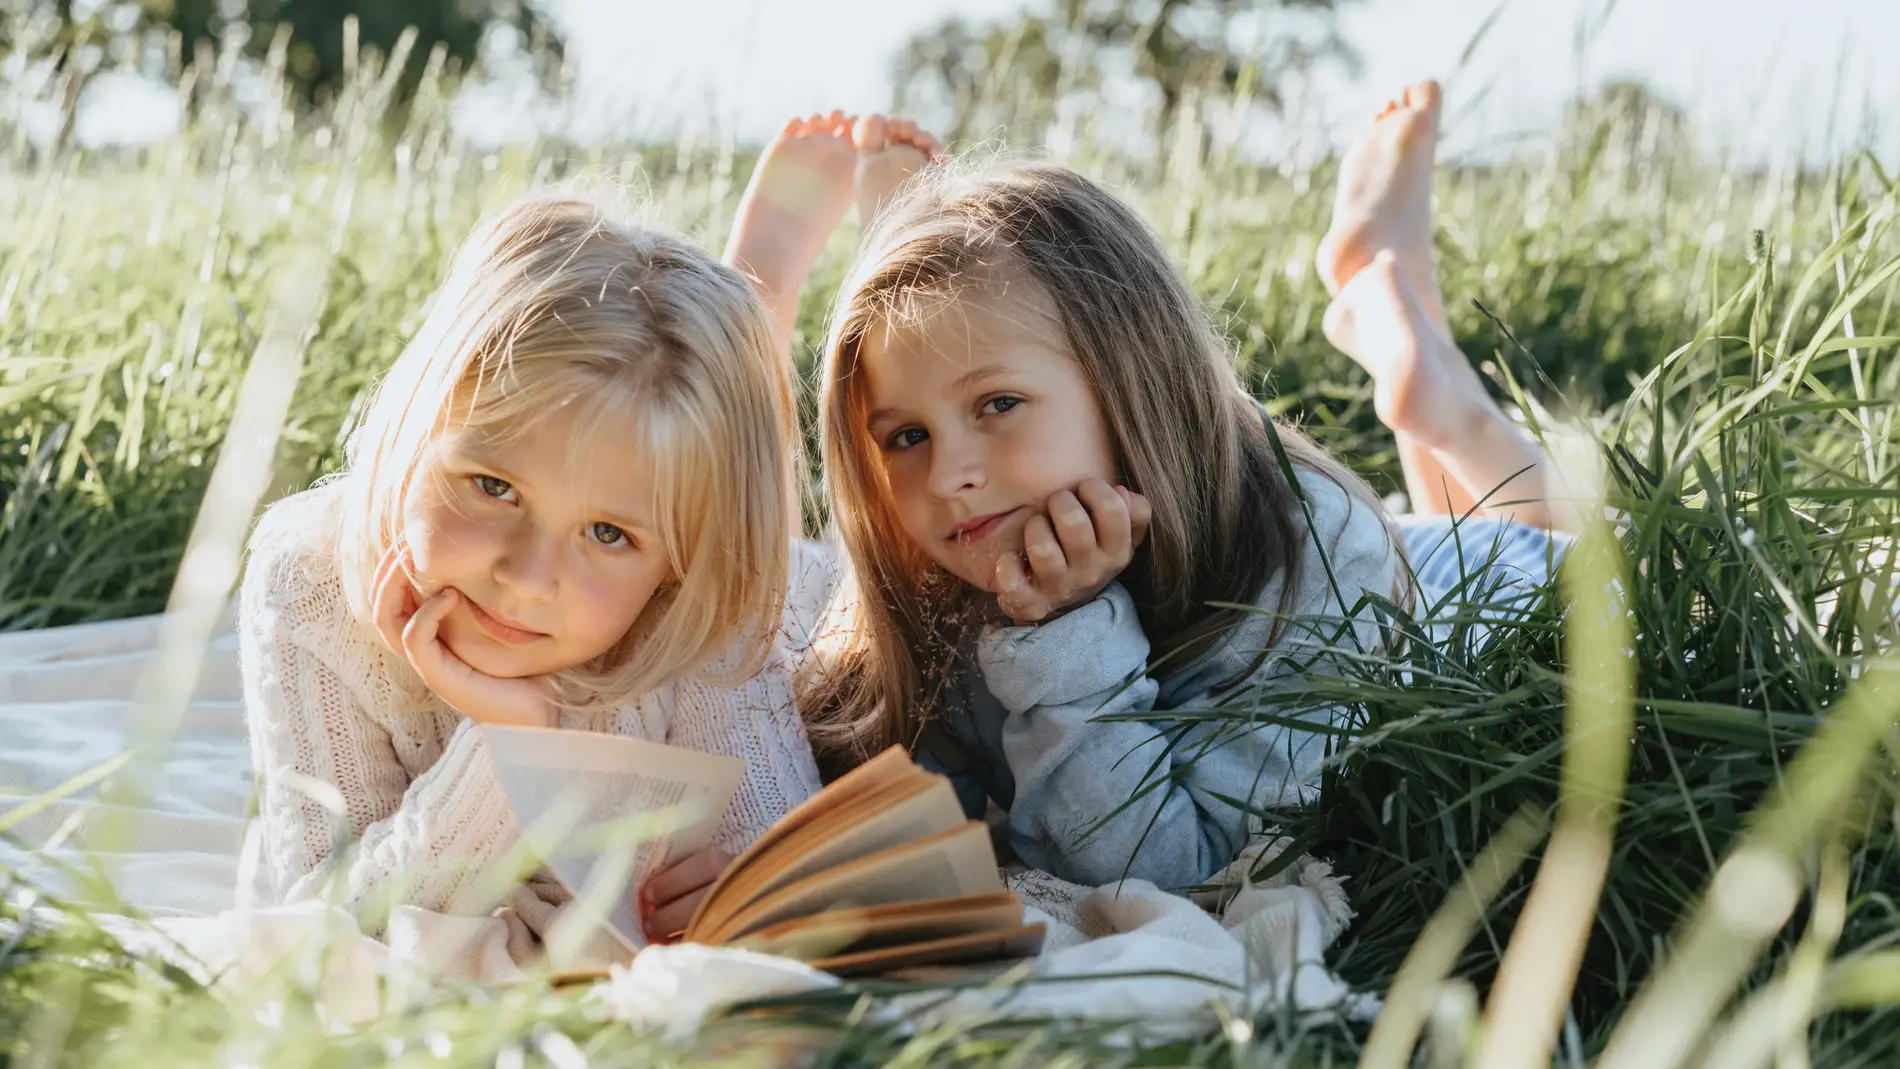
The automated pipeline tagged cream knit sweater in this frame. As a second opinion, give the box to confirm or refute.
[237,479,827,936]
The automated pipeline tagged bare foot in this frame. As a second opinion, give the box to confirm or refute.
[1323,252,1491,451]
[852,114,941,228]
[1315,80,1448,336]
[725,111,858,341]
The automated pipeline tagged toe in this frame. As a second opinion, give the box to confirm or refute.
[1412,79,1442,112]
[853,113,888,152]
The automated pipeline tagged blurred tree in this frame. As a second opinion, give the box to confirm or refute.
[0,0,561,103]
[893,0,1360,149]
[1561,79,1693,166]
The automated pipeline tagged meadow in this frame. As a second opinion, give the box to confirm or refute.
[4,25,1900,1068]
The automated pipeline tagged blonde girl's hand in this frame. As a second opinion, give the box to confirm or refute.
[637,846,735,944]
[994,478,1153,625]
[372,544,557,729]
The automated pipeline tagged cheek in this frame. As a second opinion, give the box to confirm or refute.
[564,563,665,656]
[403,485,491,587]
[1001,418,1115,499]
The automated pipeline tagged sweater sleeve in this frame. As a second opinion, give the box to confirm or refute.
[977,475,1403,891]
[237,498,525,931]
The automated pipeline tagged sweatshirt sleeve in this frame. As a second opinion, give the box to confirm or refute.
[978,478,1402,891]
[238,502,524,932]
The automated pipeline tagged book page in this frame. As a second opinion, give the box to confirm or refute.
[731,890,1025,960]
[482,724,744,952]
[813,923,1046,976]
[685,745,918,935]
[692,776,965,938]
[712,821,1003,943]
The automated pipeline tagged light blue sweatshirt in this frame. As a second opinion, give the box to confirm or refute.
[918,467,1404,890]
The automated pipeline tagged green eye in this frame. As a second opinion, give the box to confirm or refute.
[475,475,514,500]
[591,522,628,547]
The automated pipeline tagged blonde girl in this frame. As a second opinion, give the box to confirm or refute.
[237,111,890,947]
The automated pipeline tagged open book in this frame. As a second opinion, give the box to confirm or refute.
[484,727,1045,976]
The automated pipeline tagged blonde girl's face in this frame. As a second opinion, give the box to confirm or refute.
[859,297,1119,592]
[400,417,673,680]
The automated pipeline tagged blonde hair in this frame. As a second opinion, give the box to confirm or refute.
[335,192,799,706]
[805,162,1401,765]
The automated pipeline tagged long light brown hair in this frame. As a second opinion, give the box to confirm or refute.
[335,191,800,706]
[804,162,1396,767]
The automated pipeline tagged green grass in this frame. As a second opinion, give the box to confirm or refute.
[6,27,1900,1069]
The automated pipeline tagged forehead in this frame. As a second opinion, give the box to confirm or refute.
[858,288,1067,394]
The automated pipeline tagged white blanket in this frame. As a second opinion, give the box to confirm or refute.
[0,613,1372,1037]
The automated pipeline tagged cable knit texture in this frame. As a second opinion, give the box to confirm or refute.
[238,478,826,937]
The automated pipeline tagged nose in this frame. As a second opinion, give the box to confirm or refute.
[924,426,986,501]
[491,522,560,602]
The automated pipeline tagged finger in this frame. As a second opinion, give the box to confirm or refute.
[1124,489,1154,549]
[994,550,1047,623]
[643,848,732,907]
[401,590,477,701]
[645,890,703,943]
[1044,491,1098,564]
[1078,478,1132,562]
[372,547,416,654]
[1022,513,1068,587]
[402,587,458,652]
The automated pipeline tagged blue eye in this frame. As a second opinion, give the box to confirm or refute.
[982,396,1022,416]
[886,427,928,450]
[590,522,629,548]
[475,475,515,501]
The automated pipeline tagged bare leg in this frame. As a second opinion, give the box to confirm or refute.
[1325,254,1571,531]
[1316,80,1575,532]
[724,111,857,357]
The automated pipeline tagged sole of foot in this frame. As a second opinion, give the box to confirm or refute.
[1323,251,1490,451]
[725,111,859,297]
[852,114,941,229]
[1314,79,1446,331]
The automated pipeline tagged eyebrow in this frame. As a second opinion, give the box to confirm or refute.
[448,442,653,532]
[865,363,1012,427]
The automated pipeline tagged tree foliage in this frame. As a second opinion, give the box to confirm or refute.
[0,0,561,103]
[893,0,1360,148]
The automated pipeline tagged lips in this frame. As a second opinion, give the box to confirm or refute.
[463,593,546,645]
[948,507,1021,544]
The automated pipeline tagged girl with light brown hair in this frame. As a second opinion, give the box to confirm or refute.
[804,83,1564,891]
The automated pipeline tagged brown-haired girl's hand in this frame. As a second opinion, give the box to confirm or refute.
[995,478,1153,625]
[373,544,557,729]
[637,846,735,944]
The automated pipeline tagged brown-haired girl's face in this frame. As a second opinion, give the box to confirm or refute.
[400,417,673,679]
[860,296,1118,592]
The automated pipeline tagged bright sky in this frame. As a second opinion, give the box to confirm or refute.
[546,0,1900,163]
